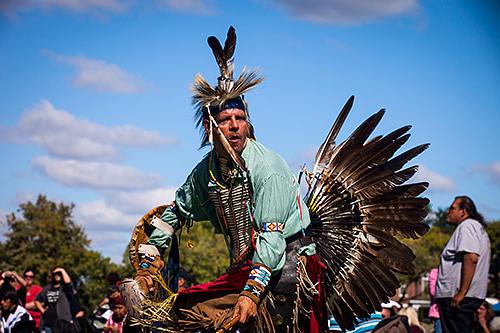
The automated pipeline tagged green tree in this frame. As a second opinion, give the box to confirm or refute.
[120,246,135,278]
[405,226,451,274]
[176,221,230,284]
[487,220,500,297]
[430,207,453,231]
[0,195,123,310]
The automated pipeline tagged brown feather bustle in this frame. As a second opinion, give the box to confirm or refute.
[305,96,430,331]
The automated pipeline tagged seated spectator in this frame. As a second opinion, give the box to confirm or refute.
[22,269,42,331]
[97,286,120,311]
[490,307,500,333]
[97,273,122,310]
[399,306,426,333]
[177,268,193,292]
[475,301,494,333]
[381,300,401,319]
[372,301,410,333]
[103,296,127,333]
[0,285,35,333]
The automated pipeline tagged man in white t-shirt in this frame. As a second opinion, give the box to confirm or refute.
[436,196,491,333]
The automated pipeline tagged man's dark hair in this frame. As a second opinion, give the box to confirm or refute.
[455,195,486,227]
[0,285,19,304]
[23,268,36,276]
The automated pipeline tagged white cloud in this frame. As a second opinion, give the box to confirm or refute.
[2,100,172,159]
[0,0,128,15]
[414,165,454,193]
[106,187,176,214]
[477,161,500,185]
[74,199,138,230]
[45,51,144,93]
[74,188,176,228]
[74,190,175,263]
[74,200,137,263]
[87,230,131,263]
[276,0,419,25]
[159,0,214,15]
[32,156,163,190]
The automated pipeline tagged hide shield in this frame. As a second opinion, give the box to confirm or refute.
[129,205,168,271]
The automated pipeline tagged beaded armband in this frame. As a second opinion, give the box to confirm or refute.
[260,222,284,233]
[240,263,272,304]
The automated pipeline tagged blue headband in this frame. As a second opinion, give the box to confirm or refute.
[205,96,246,117]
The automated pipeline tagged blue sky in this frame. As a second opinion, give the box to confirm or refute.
[1,0,499,263]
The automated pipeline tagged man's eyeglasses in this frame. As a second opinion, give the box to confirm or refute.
[24,275,34,279]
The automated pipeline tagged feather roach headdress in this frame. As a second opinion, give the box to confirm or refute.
[191,26,264,148]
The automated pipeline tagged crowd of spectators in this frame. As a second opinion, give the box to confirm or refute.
[0,268,131,333]
[0,265,197,333]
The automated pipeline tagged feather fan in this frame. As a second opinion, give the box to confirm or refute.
[305,96,429,330]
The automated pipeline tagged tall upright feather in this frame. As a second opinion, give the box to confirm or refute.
[313,95,354,173]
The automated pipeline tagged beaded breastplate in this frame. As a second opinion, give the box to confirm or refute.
[207,156,254,265]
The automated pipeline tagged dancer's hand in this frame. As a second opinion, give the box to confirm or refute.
[233,295,257,324]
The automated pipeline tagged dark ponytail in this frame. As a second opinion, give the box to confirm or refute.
[456,195,486,228]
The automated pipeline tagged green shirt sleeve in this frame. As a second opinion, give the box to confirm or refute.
[252,172,308,273]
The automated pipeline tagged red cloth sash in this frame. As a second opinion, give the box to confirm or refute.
[178,261,251,297]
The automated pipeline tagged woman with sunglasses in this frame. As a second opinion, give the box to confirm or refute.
[22,269,42,332]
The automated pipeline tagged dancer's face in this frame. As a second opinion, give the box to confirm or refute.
[213,108,249,153]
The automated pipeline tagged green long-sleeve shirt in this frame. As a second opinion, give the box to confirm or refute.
[149,139,312,273]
